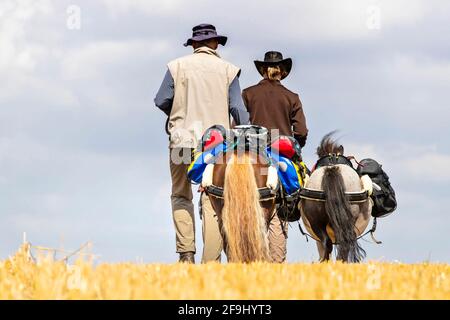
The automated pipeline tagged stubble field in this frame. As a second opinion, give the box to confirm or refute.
[0,244,448,300]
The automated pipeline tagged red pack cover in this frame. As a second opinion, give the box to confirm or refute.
[271,136,295,158]
[203,129,225,150]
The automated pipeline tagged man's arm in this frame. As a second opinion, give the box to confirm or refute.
[229,76,250,125]
[154,69,174,116]
[291,95,308,148]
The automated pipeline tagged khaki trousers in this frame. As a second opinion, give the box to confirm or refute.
[200,193,223,263]
[169,148,195,253]
[201,193,288,263]
[268,211,288,263]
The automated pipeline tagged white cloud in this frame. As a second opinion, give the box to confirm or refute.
[0,0,54,73]
[342,141,450,183]
[378,0,427,26]
[403,153,450,182]
[61,39,169,80]
[0,134,51,166]
[344,143,385,163]
[274,0,426,41]
[384,55,450,87]
[99,0,186,17]
[0,0,74,110]
[96,0,432,42]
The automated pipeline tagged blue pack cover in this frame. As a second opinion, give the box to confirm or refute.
[188,145,301,194]
[277,156,301,194]
[187,143,226,184]
[267,149,301,195]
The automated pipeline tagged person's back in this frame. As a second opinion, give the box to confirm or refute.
[243,80,301,138]
[243,51,308,148]
[167,47,239,148]
[154,24,249,264]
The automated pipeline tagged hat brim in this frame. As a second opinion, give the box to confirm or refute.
[184,35,227,47]
[254,58,292,80]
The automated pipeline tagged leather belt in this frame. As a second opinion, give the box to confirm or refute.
[206,184,277,202]
[299,188,369,203]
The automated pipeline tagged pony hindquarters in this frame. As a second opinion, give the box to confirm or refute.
[322,166,366,263]
[222,153,270,263]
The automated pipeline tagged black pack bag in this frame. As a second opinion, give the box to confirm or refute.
[356,158,397,218]
[276,191,301,222]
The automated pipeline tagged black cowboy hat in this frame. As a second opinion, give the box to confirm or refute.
[254,51,292,80]
[183,24,227,47]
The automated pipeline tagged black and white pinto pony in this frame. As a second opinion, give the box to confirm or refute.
[300,132,373,263]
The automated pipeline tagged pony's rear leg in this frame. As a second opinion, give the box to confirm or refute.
[324,238,333,261]
[317,236,333,262]
[316,241,326,262]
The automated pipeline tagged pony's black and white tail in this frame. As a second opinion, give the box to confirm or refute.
[322,166,366,262]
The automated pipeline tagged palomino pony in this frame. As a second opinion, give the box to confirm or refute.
[205,126,278,263]
[299,132,372,263]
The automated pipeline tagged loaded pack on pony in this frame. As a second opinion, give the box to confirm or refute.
[187,125,308,262]
[188,125,308,199]
[356,159,397,218]
[298,131,397,262]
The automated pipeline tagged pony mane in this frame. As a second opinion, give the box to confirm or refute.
[316,131,344,158]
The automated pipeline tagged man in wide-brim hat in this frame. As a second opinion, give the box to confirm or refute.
[183,24,228,47]
[154,24,249,264]
[242,51,309,263]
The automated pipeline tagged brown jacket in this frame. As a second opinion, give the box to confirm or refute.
[242,79,308,146]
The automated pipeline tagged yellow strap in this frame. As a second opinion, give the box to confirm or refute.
[187,151,202,173]
[296,161,309,187]
[293,162,304,187]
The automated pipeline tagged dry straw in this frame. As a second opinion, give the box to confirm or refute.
[0,244,448,300]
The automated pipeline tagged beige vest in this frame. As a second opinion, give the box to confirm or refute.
[167,47,240,148]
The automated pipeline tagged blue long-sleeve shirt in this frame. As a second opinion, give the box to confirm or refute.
[154,69,250,125]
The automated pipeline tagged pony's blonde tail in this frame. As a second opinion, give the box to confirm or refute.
[222,153,270,263]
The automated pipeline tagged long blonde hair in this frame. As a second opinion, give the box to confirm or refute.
[264,66,283,81]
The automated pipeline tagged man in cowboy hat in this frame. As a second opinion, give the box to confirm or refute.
[242,51,308,263]
[154,24,249,263]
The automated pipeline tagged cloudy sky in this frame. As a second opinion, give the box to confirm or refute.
[1,0,449,263]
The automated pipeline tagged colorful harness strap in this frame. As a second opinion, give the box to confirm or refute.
[187,143,226,184]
